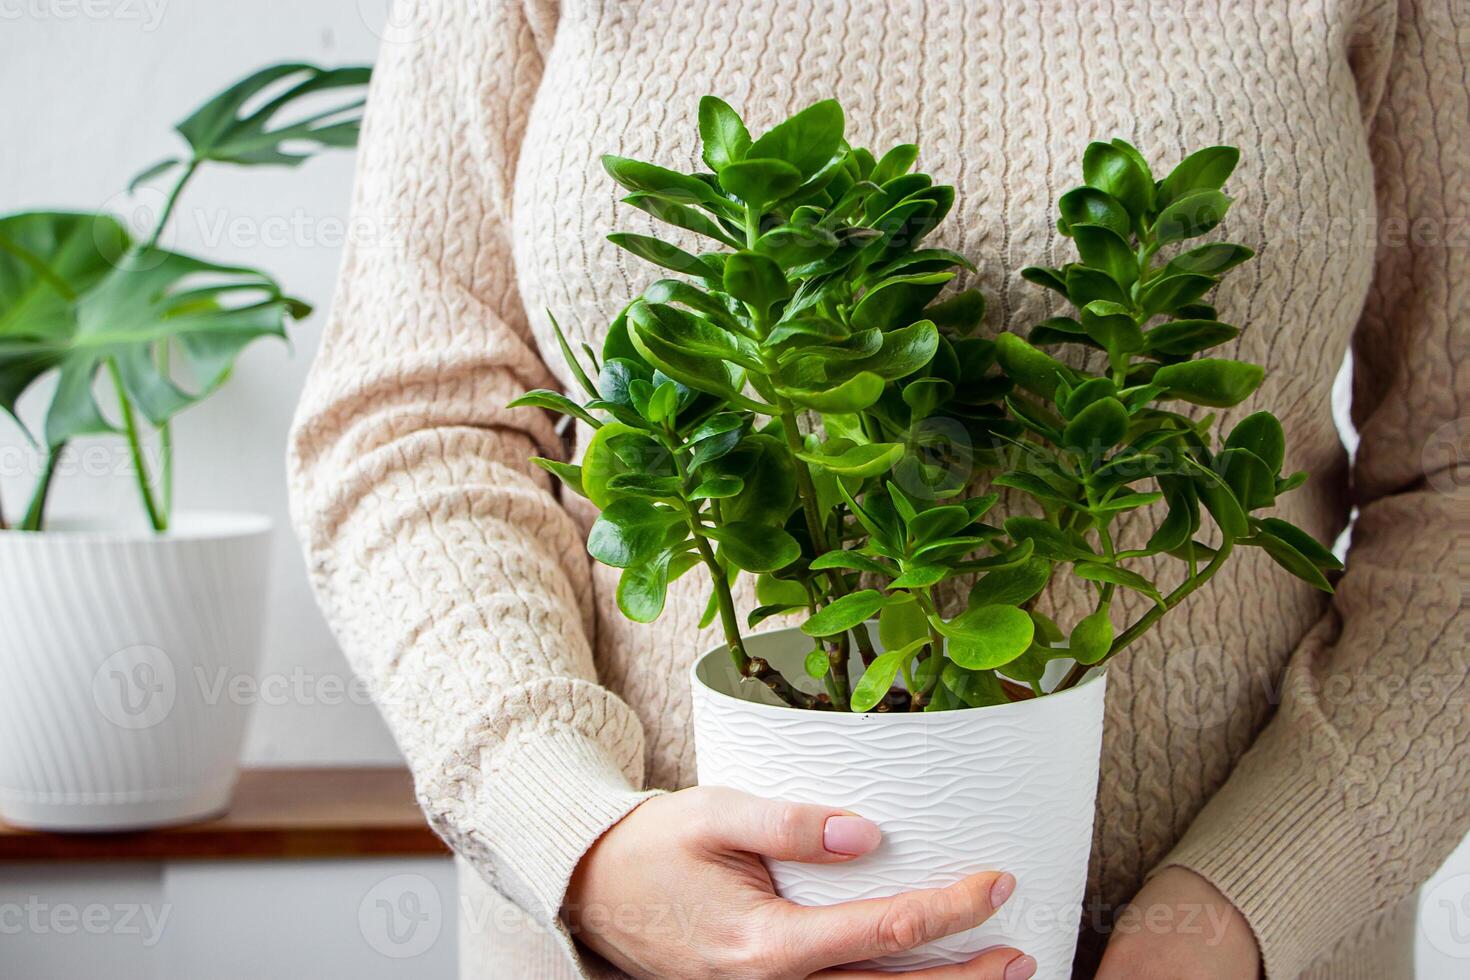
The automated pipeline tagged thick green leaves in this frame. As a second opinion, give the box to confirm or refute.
[1154,189,1230,244]
[1144,319,1240,357]
[1073,563,1163,604]
[1254,517,1342,571]
[939,604,1035,670]
[1082,141,1153,219]
[748,100,845,178]
[718,159,803,209]
[1153,358,1264,407]
[780,371,885,412]
[1225,411,1285,473]
[723,250,791,314]
[588,499,681,568]
[1059,187,1130,237]
[1158,146,1239,209]
[879,597,930,649]
[1249,527,1334,592]
[970,557,1051,607]
[708,523,800,572]
[1069,609,1114,665]
[850,638,927,711]
[1004,516,1095,561]
[796,441,904,477]
[602,155,716,205]
[608,233,714,279]
[995,332,1076,399]
[1063,396,1128,453]
[802,589,886,637]
[699,95,752,172]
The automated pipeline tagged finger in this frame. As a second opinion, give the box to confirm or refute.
[785,870,1018,973]
[815,945,1035,980]
[694,787,882,863]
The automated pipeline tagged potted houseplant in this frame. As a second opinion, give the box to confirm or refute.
[513,97,1340,975]
[0,63,369,831]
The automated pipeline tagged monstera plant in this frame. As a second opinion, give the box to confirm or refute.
[0,62,369,531]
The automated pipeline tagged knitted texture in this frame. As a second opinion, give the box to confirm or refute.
[287,1,1469,977]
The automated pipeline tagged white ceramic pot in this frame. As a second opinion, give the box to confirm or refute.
[0,512,271,831]
[691,625,1106,976]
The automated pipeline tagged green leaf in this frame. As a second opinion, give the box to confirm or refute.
[1145,480,1198,553]
[801,589,886,637]
[723,250,791,315]
[582,422,659,508]
[879,597,930,650]
[850,638,927,711]
[850,272,952,331]
[1021,265,1069,296]
[689,474,744,499]
[12,245,302,447]
[708,522,800,572]
[1157,146,1239,209]
[588,498,681,568]
[718,434,797,525]
[941,663,1008,707]
[995,332,1076,400]
[622,193,740,248]
[805,647,832,680]
[1072,225,1139,288]
[1140,273,1217,317]
[1153,358,1264,407]
[1080,301,1144,356]
[810,550,892,575]
[779,371,885,412]
[1255,518,1341,570]
[748,100,845,178]
[925,288,987,334]
[631,301,763,371]
[756,573,809,608]
[890,564,948,588]
[1073,563,1164,604]
[166,62,369,168]
[508,389,602,429]
[1154,189,1231,245]
[1069,608,1114,665]
[796,441,904,477]
[1066,265,1130,308]
[627,307,752,406]
[717,158,803,210]
[1063,396,1129,453]
[602,155,717,205]
[939,604,1035,670]
[1082,141,1154,219]
[970,557,1052,607]
[1143,319,1240,358]
[608,232,714,279]
[856,320,941,381]
[1184,457,1250,540]
[1004,516,1096,561]
[1058,186,1131,238]
[871,143,919,184]
[1225,411,1285,473]
[754,224,839,268]
[698,95,752,172]
[907,504,971,543]
[1218,447,1277,511]
[616,551,676,622]
[1249,528,1334,593]
[1163,242,1254,278]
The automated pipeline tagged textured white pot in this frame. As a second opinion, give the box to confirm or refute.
[691,625,1106,976]
[0,512,271,831]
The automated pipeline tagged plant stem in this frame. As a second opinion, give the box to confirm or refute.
[144,160,198,523]
[21,443,64,531]
[108,360,167,532]
[1055,540,1234,691]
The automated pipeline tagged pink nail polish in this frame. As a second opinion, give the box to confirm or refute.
[823,815,881,855]
[1004,954,1037,980]
[990,872,1017,907]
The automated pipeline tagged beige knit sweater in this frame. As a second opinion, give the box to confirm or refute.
[288,1,1468,976]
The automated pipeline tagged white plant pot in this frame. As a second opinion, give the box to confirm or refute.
[691,625,1106,976]
[0,512,271,831]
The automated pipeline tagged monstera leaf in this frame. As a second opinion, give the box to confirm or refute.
[131,62,371,187]
[0,211,307,446]
[0,211,131,435]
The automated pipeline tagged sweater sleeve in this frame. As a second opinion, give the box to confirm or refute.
[286,0,659,967]
[1154,2,1470,975]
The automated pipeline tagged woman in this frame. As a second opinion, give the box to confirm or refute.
[288,1,1468,977]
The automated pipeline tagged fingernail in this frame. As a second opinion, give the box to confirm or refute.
[990,872,1017,908]
[1004,953,1037,980]
[823,815,881,855]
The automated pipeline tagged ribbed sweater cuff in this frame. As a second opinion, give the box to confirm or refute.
[1151,719,1373,978]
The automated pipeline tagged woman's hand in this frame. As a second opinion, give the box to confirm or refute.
[1095,867,1260,980]
[564,786,1035,980]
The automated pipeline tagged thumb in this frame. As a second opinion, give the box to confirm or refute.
[694,787,882,864]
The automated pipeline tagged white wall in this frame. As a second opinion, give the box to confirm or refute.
[0,0,402,764]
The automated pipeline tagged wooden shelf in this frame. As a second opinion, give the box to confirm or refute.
[0,767,449,862]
